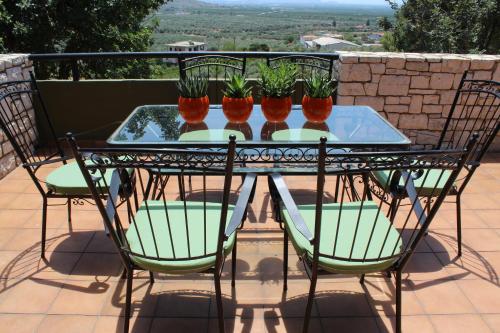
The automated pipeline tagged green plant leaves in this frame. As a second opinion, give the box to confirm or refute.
[304,72,336,98]
[223,74,252,98]
[257,63,298,98]
[177,76,209,98]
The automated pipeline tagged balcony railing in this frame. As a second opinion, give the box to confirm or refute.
[29,51,340,81]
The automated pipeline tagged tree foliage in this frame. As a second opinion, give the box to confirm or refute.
[0,0,170,78]
[386,0,499,54]
[377,16,393,31]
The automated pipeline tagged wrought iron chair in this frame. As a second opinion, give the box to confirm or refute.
[179,54,247,103]
[68,134,257,333]
[370,72,500,256]
[272,136,476,333]
[267,54,337,99]
[0,77,135,258]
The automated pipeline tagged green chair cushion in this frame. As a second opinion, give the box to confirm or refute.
[45,161,118,196]
[371,168,452,197]
[126,200,236,274]
[179,129,245,142]
[271,128,338,142]
[282,201,402,274]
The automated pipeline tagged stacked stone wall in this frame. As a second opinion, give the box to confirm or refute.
[0,54,34,179]
[337,52,500,149]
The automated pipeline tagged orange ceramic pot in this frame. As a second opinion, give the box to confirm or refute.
[222,96,254,123]
[261,96,292,122]
[178,96,210,123]
[301,96,333,123]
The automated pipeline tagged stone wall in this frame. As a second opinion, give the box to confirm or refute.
[0,54,34,180]
[337,52,500,150]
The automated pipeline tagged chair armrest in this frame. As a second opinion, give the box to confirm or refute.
[270,173,314,243]
[23,156,71,168]
[225,173,257,238]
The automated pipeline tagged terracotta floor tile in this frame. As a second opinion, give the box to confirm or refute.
[483,314,500,333]
[150,317,209,332]
[101,278,161,317]
[456,279,500,313]
[314,281,373,317]
[0,159,499,331]
[435,251,500,283]
[155,281,213,318]
[0,250,80,281]
[48,280,115,315]
[430,314,492,333]
[37,314,97,333]
[322,317,379,333]
[0,278,62,313]
[69,252,122,281]
[413,280,475,314]
[363,278,425,316]
[93,315,152,333]
[376,315,435,333]
[0,314,44,333]
[44,229,95,253]
[0,209,35,228]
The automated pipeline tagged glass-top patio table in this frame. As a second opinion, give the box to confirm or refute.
[108,104,411,148]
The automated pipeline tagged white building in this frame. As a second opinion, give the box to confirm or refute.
[310,37,360,51]
[166,41,206,52]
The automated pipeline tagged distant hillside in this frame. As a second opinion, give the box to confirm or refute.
[199,0,391,8]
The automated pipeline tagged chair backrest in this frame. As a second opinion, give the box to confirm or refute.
[179,55,247,103]
[437,72,500,163]
[68,135,237,270]
[267,54,337,100]
[0,75,65,176]
[308,136,475,271]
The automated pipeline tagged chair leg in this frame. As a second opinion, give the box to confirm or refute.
[124,269,133,333]
[359,274,365,284]
[283,230,289,291]
[456,194,462,257]
[231,234,238,288]
[178,175,185,201]
[303,275,317,333]
[41,197,48,259]
[67,198,72,223]
[149,271,155,284]
[395,270,402,333]
[214,272,225,333]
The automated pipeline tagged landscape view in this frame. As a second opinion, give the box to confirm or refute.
[150,0,392,52]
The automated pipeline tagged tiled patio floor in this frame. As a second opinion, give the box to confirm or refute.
[0,155,499,333]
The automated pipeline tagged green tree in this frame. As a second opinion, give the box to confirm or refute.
[332,19,337,28]
[387,0,499,54]
[0,0,171,79]
[377,16,393,31]
[366,19,370,26]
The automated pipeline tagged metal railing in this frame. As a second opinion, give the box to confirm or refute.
[28,51,340,81]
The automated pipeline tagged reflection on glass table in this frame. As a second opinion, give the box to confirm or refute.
[108,105,410,147]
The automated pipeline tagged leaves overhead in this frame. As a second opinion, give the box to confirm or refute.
[386,0,499,54]
[0,0,171,78]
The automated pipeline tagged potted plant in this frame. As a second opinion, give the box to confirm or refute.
[258,63,297,122]
[222,74,254,123]
[302,72,336,123]
[177,76,209,123]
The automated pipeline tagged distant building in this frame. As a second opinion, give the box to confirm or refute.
[164,41,207,63]
[166,41,206,52]
[308,37,360,51]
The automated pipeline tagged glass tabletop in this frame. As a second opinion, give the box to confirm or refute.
[108,105,410,147]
